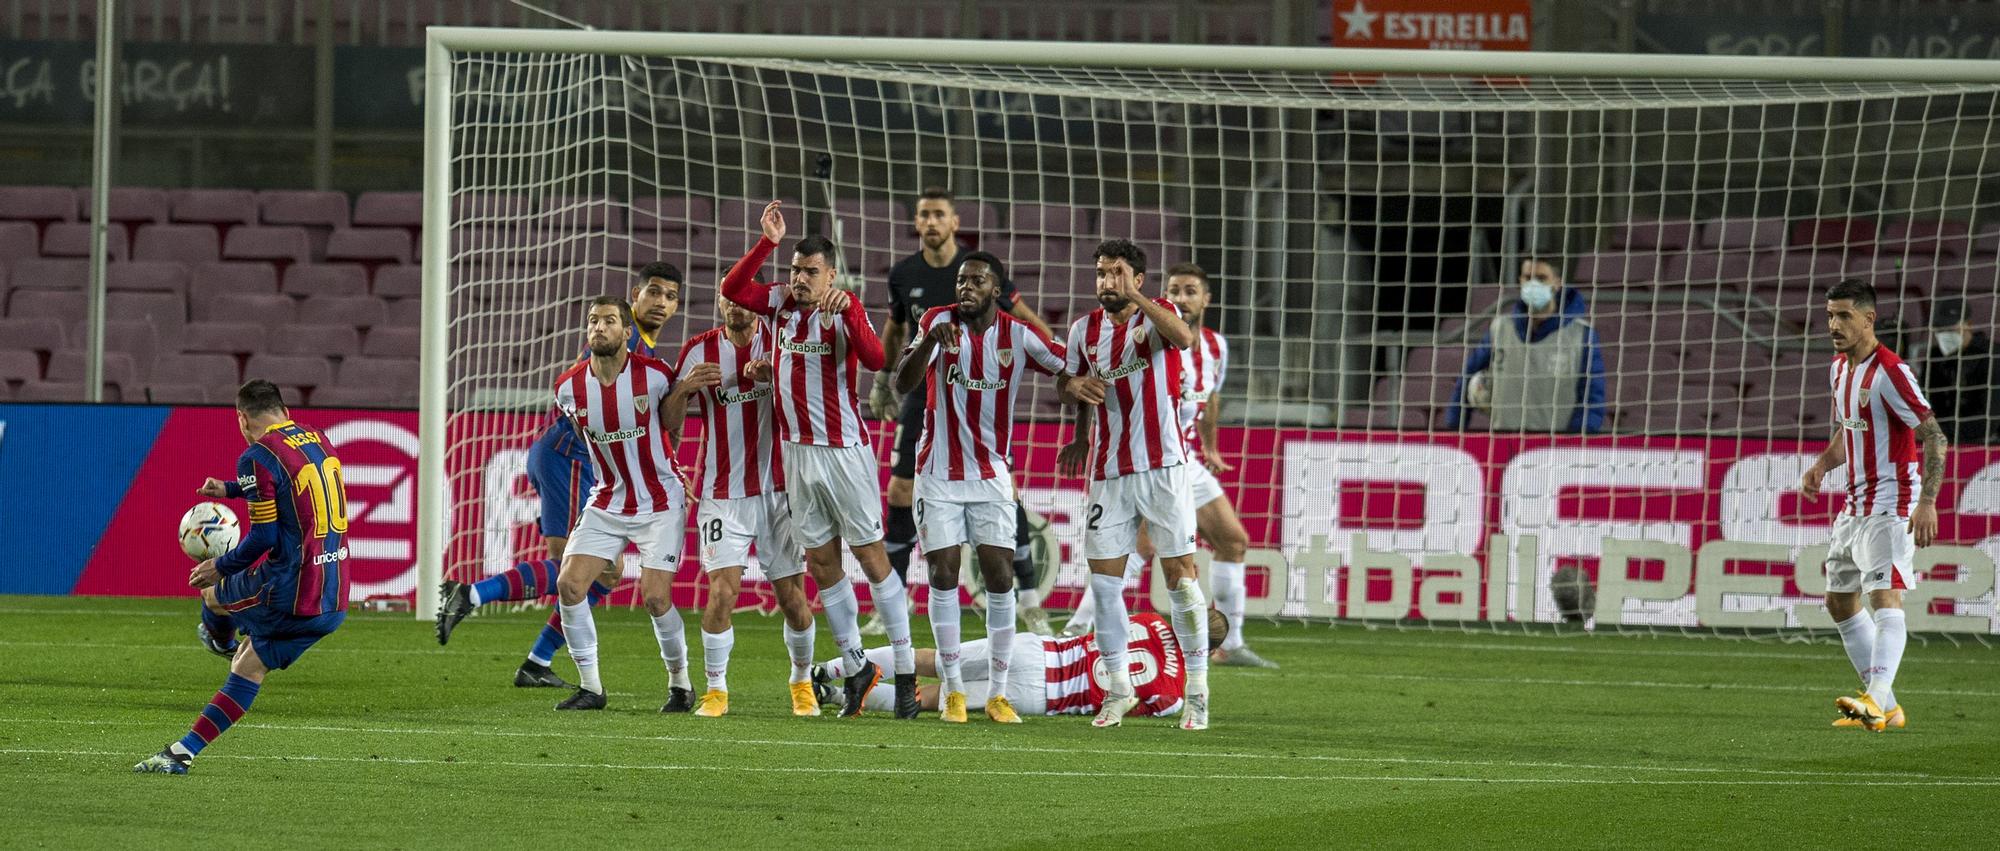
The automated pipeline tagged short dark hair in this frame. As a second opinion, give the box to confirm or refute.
[958,250,1006,286]
[1522,256,1566,280]
[1093,238,1147,276]
[637,261,682,287]
[1827,278,1876,309]
[589,294,633,326]
[918,186,954,204]
[236,379,286,417]
[1165,262,1209,291]
[794,234,837,263]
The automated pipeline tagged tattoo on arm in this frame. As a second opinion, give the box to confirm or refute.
[1916,418,1948,504]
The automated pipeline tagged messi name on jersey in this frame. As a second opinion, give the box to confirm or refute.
[944,363,1007,391]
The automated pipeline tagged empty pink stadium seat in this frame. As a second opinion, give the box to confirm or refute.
[6,289,84,321]
[543,195,627,232]
[379,298,420,327]
[372,265,422,298]
[133,224,221,263]
[145,383,213,404]
[0,317,66,352]
[1613,220,1694,251]
[151,353,241,388]
[326,228,412,264]
[188,261,279,298]
[0,221,38,262]
[301,295,389,330]
[0,349,40,385]
[1570,251,1660,286]
[1697,218,1787,252]
[1791,218,1874,252]
[82,187,171,225]
[1098,206,1185,247]
[363,327,420,358]
[197,293,297,324]
[1010,203,1091,237]
[106,291,187,339]
[245,354,334,389]
[311,385,413,408]
[630,196,715,234]
[17,381,122,403]
[1663,251,1756,288]
[46,349,140,389]
[352,192,422,228]
[336,357,419,392]
[1879,220,1971,259]
[107,262,190,294]
[39,222,130,260]
[268,323,361,358]
[8,258,88,290]
[223,226,312,266]
[179,322,266,355]
[284,264,369,297]
[454,193,535,224]
[257,190,350,230]
[0,186,76,224]
[171,189,258,227]
[69,320,158,365]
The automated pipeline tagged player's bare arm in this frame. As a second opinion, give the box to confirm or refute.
[1799,425,1845,499]
[894,320,957,395]
[1059,373,1107,406]
[187,559,220,589]
[663,362,722,443]
[1058,404,1093,478]
[744,357,773,383]
[1200,390,1231,474]
[1912,416,1948,547]
[196,478,229,498]
[1125,281,1195,349]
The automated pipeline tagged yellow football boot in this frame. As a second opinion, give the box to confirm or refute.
[985,695,1024,724]
[693,689,729,718]
[790,681,821,717]
[940,691,969,723]
[1833,691,1886,732]
[1833,703,1905,729]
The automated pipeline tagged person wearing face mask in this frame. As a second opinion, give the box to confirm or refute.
[1444,256,1608,433]
[1922,296,1994,445]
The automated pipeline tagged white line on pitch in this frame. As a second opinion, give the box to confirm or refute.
[1257,634,1999,665]
[1232,670,2000,698]
[11,748,1999,787]
[3,716,1987,782]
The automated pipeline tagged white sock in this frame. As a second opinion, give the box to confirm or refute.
[701,627,733,693]
[1123,552,1146,587]
[1210,561,1247,650]
[1090,572,1133,696]
[1835,611,1877,688]
[1068,581,1098,631]
[1869,608,1907,711]
[468,586,485,607]
[872,577,916,675]
[651,608,690,690]
[1169,577,1211,697]
[558,599,602,694]
[986,588,1016,696]
[784,622,815,683]
[930,585,964,692]
[1018,587,1042,612]
[818,578,868,671]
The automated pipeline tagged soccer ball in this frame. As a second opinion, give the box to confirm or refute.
[178,502,241,561]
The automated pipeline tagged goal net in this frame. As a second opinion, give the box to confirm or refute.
[419,30,2000,641]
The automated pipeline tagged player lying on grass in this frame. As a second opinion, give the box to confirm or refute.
[810,610,1226,722]
[138,380,351,775]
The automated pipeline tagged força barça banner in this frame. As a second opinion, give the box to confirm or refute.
[1,403,1995,634]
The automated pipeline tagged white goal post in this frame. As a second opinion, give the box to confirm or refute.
[417,27,2000,638]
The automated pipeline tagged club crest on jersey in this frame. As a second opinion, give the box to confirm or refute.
[997,349,1013,368]
[819,310,837,330]
[1860,392,1871,410]
[634,396,650,418]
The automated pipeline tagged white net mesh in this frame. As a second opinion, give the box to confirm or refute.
[433,45,2000,640]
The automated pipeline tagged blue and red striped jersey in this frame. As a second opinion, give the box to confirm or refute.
[217,419,350,616]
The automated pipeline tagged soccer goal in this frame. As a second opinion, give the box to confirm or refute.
[418,28,2000,640]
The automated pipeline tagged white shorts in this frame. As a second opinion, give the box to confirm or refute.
[696,491,804,581]
[956,633,1048,716]
[1824,513,1918,594]
[567,504,686,572]
[1187,462,1226,508]
[915,475,1016,552]
[1085,464,1197,561]
[784,442,886,549]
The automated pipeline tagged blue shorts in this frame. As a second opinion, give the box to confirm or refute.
[215,572,345,670]
[528,427,595,539]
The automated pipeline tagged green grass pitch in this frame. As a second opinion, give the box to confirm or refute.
[3,595,1997,848]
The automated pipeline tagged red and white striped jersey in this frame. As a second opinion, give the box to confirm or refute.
[910,306,1066,481]
[1065,298,1190,480]
[720,236,888,448]
[1828,346,1932,518]
[675,324,783,500]
[553,352,684,515]
[1043,613,1186,717]
[1176,325,1228,449]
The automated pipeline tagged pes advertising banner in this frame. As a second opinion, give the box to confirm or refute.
[2,403,1995,633]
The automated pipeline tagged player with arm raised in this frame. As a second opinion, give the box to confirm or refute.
[721,200,920,718]
[433,263,686,695]
[1163,263,1273,669]
[871,186,1056,638]
[671,296,822,718]
[545,295,712,712]
[137,380,351,774]
[1057,238,1211,731]
[892,250,1066,723]
[1800,278,1946,732]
